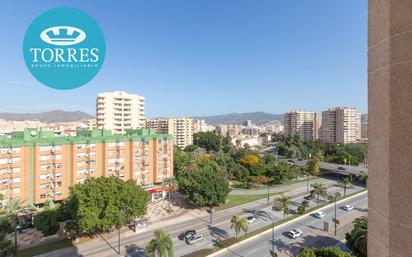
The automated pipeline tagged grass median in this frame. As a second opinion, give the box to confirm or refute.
[231,176,318,190]
[17,239,74,257]
[217,191,286,211]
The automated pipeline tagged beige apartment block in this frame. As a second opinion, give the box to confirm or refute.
[146,118,193,149]
[321,107,361,144]
[283,111,317,141]
[96,91,145,134]
[0,128,173,206]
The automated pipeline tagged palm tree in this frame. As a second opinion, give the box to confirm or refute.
[145,229,174,257]
[274,194,291,219]
[177,154,196,174]
[162,178,178,213]
[2,198,35,250]
[345,216,367,257]
[338,177,352,196]
[311,183,327,205]
[230,215,248,238]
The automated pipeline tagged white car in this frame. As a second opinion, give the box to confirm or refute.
[246,215,256,223]
[314,211,326,218]
[287,229,303,239]
[342,205,354,211]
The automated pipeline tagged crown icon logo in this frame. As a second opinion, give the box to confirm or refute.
[40,26,86,46]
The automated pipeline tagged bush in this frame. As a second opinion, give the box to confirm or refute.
[34,209,60,236]
[0,217,12,234]
[297,246,354,257]
[297,205,306,214]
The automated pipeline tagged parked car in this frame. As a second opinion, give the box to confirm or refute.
[304,194,314,200]
[338,167,346,171]
[287,229,303,239]
[314,211,326,218]
[186,233,203,244]
[342,205,354,211]
[246,215,256,223]
[178,230,196,240]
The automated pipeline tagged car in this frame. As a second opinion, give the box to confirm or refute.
[314,211,326,218]
[304,194,314,200]
[186,233,203,244]
[178,230,196,240]
[342,205,354,211]
[338,167,346,171]
[246,215,256,223]
[287,229,303,239]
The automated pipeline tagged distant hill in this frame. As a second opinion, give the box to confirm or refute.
[192,112,283,125]
[0,110,94,122]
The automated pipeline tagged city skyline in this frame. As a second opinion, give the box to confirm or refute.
[0,0,367,117]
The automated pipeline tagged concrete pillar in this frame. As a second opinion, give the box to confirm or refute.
[368,0,412,256]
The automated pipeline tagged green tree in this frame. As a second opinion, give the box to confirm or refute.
[338,177,352,196]
[307,155,320,175]
[274,194,291,219]
[297,246,354,257]
[311,183,328,205]
[193,132,232,153]
[65,176,149,238]
[177,166,229,224]
[230,215,248,238]
[2,199,35,249]
[183,144,198,152]
[345,216,367,257]
[145,229,174,257]
[34,204,59,236]
[297,200,310,214]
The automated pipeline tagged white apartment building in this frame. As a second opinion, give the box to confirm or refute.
[146,118,193,149]
[283,111,317,141]
[193,119,215,133]
[0,120,44,134]
[321,107,361,144]
[96,91,145,134]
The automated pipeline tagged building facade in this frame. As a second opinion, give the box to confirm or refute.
[96,91,145,134]
[146,118,193,149]
[321,107,361,144]
[0,128,173,206]
[283,111,317,141]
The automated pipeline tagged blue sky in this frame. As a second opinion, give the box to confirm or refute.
[0,0,367,117]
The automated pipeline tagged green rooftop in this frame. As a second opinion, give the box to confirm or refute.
[0,128,172,148]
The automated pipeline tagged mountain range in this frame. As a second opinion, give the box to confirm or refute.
[0,110,94,122]
[192,112,283,125]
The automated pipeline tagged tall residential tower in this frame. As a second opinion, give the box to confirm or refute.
[283,111,317,141]
[96,91,145,134]
[320,107,361,144]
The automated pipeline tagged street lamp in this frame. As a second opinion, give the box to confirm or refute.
[330,192,341,236]
[260,211,276,255]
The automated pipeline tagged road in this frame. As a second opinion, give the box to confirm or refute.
[34,177,364,257]
[262,146,368,175]
[284,159,367,176]
[217,192,367,257]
